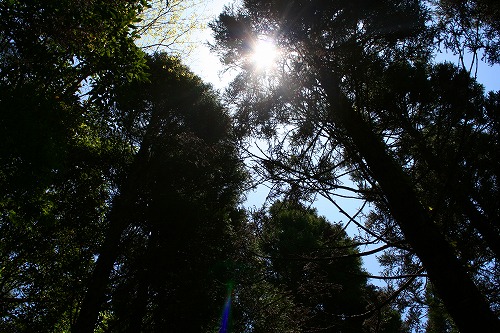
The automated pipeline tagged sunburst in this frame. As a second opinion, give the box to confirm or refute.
[250,37,278,71]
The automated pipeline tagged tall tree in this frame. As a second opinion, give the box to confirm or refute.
[256,201,373,332]
[228,201,403,333]
[0,0,147,330]
[73,53,246,333]
[360,61,500,325]
[211,1,500,331]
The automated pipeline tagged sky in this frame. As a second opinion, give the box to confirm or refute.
[184,0,500,91]
[181,0,238,90]
[174,0,500,279]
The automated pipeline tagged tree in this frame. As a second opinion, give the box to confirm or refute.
[222,212,301,333]
[1,1,247,332]
[211,1,500,331]
[73,53,246,333]
[256,201,370,332]
[0,0,147,330]
[433,0,500,68]
[227,200,404,333]
[360,61,500,325]
[136,0,206,53]
[425,284,459,333]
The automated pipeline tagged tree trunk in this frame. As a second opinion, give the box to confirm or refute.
[72,209,126,333]
[126,236,156,333]
[319,70,500,333]
[72,122,157,333]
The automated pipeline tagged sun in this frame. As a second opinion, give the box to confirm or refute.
[250,37,278,70]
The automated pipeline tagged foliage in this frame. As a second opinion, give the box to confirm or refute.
[211,0,500,331]
[425,284,459,333]
[256,201,368,332]
[0,0,147,330]
[228,201,404,333]
[432,0,500,68]
[136,0,207,54]
[96,53,247,332]
[1,1,246,331]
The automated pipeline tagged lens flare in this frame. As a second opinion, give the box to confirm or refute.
[219,282,233,333]
[250,38,278,70]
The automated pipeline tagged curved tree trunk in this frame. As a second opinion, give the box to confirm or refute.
[319,70,500,333]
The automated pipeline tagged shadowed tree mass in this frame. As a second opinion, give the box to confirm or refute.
[1,0,499,332]
[211,0,500,332]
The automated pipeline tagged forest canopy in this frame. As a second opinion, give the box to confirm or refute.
[1,0,499,332]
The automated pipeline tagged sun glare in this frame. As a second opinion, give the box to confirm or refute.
[250,37,278,70]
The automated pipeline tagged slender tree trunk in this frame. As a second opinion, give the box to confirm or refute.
[319,71,500,332]
[126,235,156,333]
[72,183,143,333]
[72,120,157,333]
[72,207,128,333]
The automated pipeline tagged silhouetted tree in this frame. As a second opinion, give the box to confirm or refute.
[211,1,500,331]
[73,54,246,333]
[0,0,147,330]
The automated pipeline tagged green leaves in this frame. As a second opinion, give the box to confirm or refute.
[0,0,148,330]
[75,53,246,332]
[249,201,369,332]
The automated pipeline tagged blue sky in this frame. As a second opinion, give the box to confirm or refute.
[435,51,500,91]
